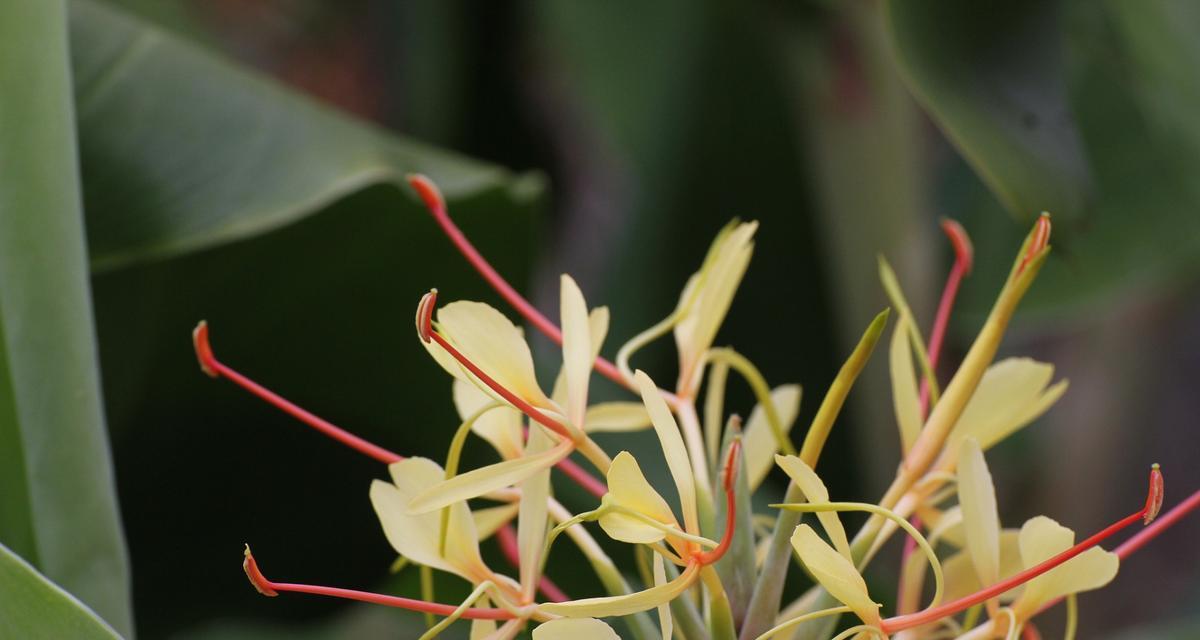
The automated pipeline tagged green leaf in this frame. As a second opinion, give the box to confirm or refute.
[0,0,132,635]
[0,541,124,639]
[69,0,542,271]
[885,0,1092,223]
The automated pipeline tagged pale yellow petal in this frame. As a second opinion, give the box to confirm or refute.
[636,370,699,534]
[941,530,1023,603]
[951,358,1065,452]
[561,275,592,428]
[790,524,880,626]
[926,505,966,548]
[584,402,652,433]
[518,426,554,598]
[775,455,852,562]
[1017,516,1118,611]
[452,379,524,459]
[653,553,674,640]
[407,441,571,514]
[957,437,1001,587]
[472,504,519,541]
[674,221,757,392]
[538,563,700,618]
[889,318,922,453]
[469,596,497,639]
[370,457,484,580]
[598,451,678,544]
[744,385,802,489]
[551,307,609,414]
[436,301,548,405]
[532,618,620,640]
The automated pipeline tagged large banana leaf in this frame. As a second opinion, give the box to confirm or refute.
[0,542,124,640]
[0,1,133,636]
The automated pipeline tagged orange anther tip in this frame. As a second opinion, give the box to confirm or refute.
[939,218,974,274]
[192,321,218,378]
[406,174,446,214]
[1146,464,1165,525]
[416,290,438,343]
[242,545,278,597]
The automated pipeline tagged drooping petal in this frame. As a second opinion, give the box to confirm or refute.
[453,379,524,459]
[889,318,922,453]
[775,455,852,562]
[532,618,620,640]
[518,426,554,599]
[636,370,699,535]
[957,437,1001,588]
[407,440,571,514]
[674,221,757,393]
[790,524,881,626]
[369,457,485,580]
[653,553,674,640]
[1016,516,1119,612]
[434,301,549,406]
[560,275,592,428]
[538,563,700,618]
[599,451,679,544]
[950,358,1067,453]
[744,385,802,489]
[584,402,652,433]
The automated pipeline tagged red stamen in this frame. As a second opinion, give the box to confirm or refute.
[242,546,515,620]
[407,174,642,396]
[695,439,741,566]
[920,219,974,417]
[494,524,569,603]
[419,291,573,441]
[881,466,1162,633]
[1016,213,1051,277]
[1118,484,1197,560]
[1022,622,1043,640]
[555,456,608,499]
[192,322,403,465]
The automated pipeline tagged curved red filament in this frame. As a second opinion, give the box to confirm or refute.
[243,547,515,620]
[695,439,741,566]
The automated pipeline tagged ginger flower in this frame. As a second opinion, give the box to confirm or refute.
[193,176,1197,640]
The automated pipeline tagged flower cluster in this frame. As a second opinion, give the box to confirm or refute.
[197,176,1194,639]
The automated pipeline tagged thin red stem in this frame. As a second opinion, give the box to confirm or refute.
[243,548,515,620]
[882,466,1161,633]
[555,456,608,499]
[695,440,741,566]
[495,524,569,603]
[193,322,403,465]
[407,174,635,395]
[1116,487,1199,559]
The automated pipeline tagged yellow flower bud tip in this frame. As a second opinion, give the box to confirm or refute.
[242,545,278,597]
[1145,464,1165,525]
[1016,212,1052,277]
[191,320,218,378]
[415,289,438,343]
[406,173,447,215]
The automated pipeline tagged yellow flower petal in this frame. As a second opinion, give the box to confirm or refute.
[950,358,1067,453]
[790,524,880,626]
[1016,516,1118,613]
[472,504,519,541]
[538,563,700,618]
[532,618,620,640]
[653,553,674,640]
[561,275,592,428]
[599,451,678,544]
[957,437,1001,587]
[636,370,699,535]
[435,301,549,406]
[584,402,652,433]
[775,455,852,562]
[551,307,608,414]
[407,440,571,514]
[744,385,802,490]
[369,457,484,580]
[674,221,757,393]
[518,426,554,599]
[452,379,524,459]
[941,530,1023,603]
[889,318,922,453]
[469,596,497,639]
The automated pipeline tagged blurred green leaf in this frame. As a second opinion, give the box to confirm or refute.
[885,0,1091,223]
[0,0,132,635]
[70,0,542,272]
[0,542,124,639]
